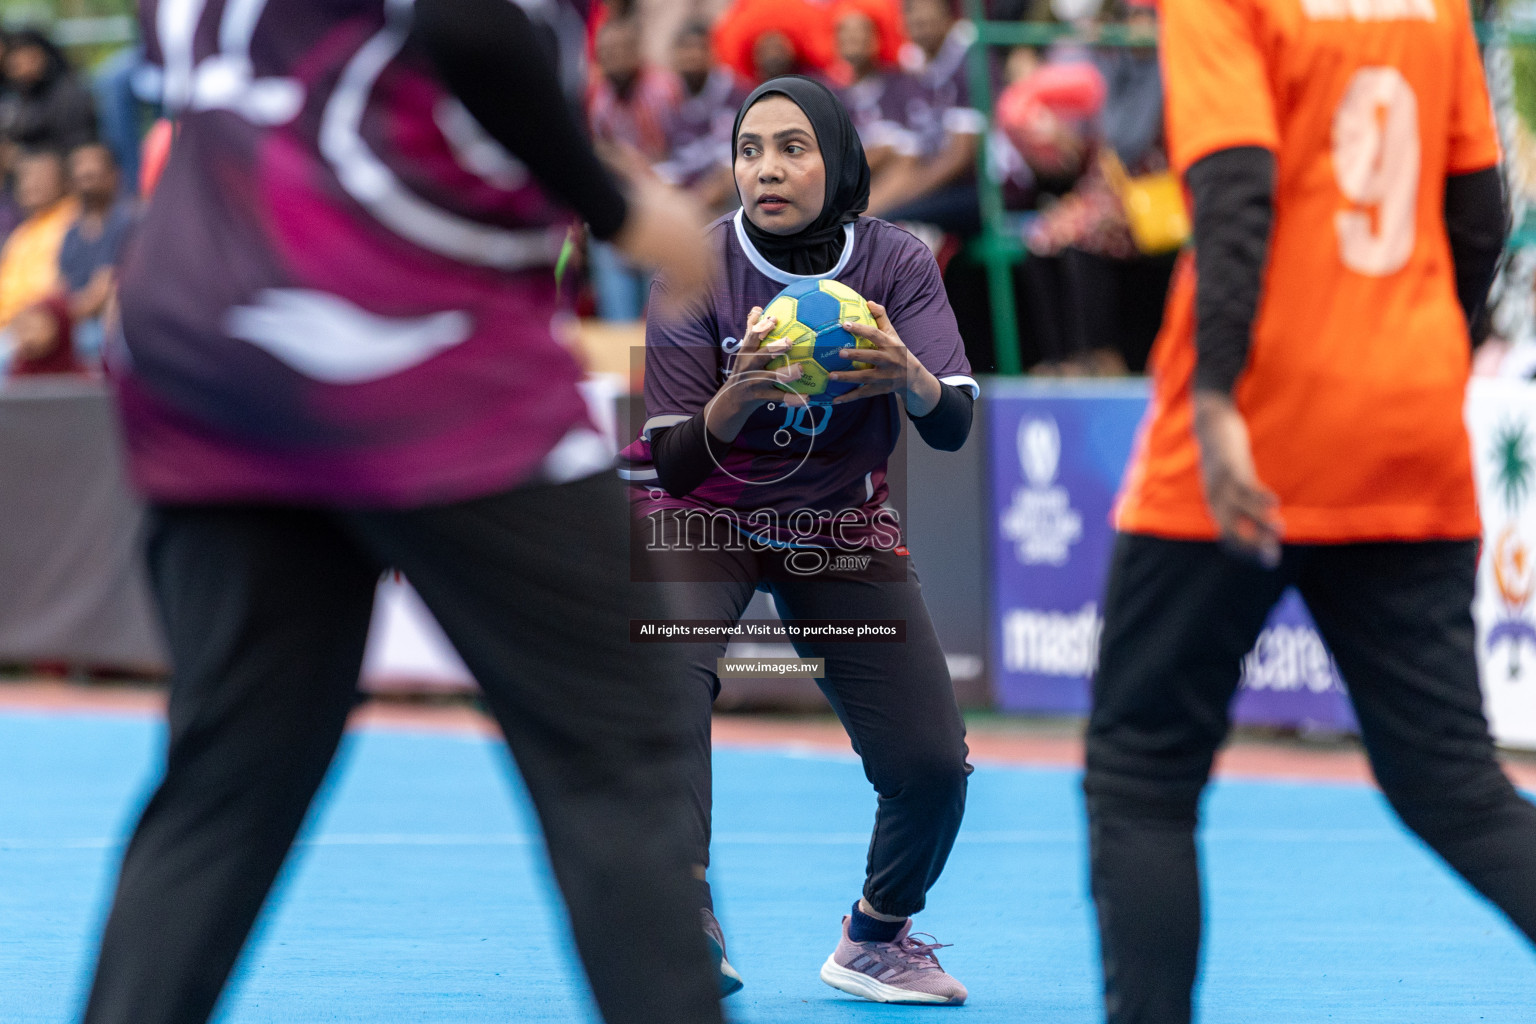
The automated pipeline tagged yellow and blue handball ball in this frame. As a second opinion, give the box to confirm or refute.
[760,278,878,402]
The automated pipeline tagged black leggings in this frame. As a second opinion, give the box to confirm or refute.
[641,515,972,919]
[1086,535,1536,1024]
[83,474,722,1024]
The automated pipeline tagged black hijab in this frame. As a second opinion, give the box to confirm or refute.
[732,75,870,276]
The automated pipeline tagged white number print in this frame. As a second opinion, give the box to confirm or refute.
[1331,66,1421,277]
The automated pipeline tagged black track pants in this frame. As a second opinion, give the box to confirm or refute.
[1085,534,1536,1024]
[82,474,723,1024]
[641,517,972,920]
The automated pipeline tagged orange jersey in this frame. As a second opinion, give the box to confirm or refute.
[1115,0,1500,542]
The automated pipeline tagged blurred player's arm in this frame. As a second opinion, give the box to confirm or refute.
[1186,145,1282,566]
[1188,146,1274,397]
[413,0,709,297]
[1443,166,1506,329]
[1444,0,1506,334]
[1159,0,1283,561]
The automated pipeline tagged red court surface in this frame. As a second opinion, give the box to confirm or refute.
[6,678,1535,789]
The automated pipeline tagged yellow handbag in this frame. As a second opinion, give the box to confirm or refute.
[1100,149,1191,255]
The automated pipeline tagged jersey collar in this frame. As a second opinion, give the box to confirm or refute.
[731,209,857,284]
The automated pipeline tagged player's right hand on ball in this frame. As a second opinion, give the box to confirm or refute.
[730,306,805,400]
[705,307,805,443]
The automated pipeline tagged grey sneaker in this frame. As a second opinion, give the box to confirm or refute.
[702,907,744,997]
[820,915,967,1005]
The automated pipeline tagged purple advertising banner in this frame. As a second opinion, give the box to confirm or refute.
[987,380,1356,733]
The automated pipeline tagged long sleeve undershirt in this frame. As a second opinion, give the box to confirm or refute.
[1187,146,1275,396]
[1443,165,1507,329]
[412,0,629,240]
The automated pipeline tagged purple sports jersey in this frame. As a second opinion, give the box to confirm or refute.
[113,0,609,506]
[837,71,929,159]
[618,212,976,546]
[655,68,749,188]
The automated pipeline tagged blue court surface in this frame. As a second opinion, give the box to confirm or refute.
[2,708,1532,1023]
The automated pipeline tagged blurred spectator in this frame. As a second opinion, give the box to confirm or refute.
[997,57,1102,186]
[752,31,799,81]
[92,45,160,192]
[4,296,78,377]
[713,0,838,83]
[655,21,748,216]
[1011,2,1172,375]
[996,56,1111,372]
[833,1,924,199]
[586,16,681,321]
[982,45,1051,210]
[60,143,135,364]
[1071,0,1174,373]
[0,30,96,176]
[0,149,78,332]
[1096,5,1161,171]
[868,0,986,235]
[588,17,680,163]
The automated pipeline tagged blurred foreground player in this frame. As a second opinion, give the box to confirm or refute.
[1087,0,1536,1020]
[82,2,723,1024]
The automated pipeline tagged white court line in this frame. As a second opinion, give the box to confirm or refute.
[0,828,1398,851]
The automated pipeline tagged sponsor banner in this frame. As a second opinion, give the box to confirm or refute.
[987,381,1354,732]
[1470,379,1536,749]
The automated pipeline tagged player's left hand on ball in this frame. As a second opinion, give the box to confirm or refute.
[1192,390,1283,569]
[827,301,937,409]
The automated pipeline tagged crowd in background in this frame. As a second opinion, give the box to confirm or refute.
[0,1,1299,382]
[0,28,137,380]
[0,1,1193,382]
[0,0,1525,384]
[586,0,1173,375]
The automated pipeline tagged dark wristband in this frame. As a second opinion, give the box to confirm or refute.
[650,412,733,498]
[909,383,975,452]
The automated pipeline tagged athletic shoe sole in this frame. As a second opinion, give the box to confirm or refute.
[819,955,966,1005]
[707,930,744,998]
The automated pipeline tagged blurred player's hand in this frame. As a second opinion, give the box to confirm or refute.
[610,172,713,309]
[1192,390,1282,569]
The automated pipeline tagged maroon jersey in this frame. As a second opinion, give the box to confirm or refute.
[618,212,976,546]
[114,0,610,506]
